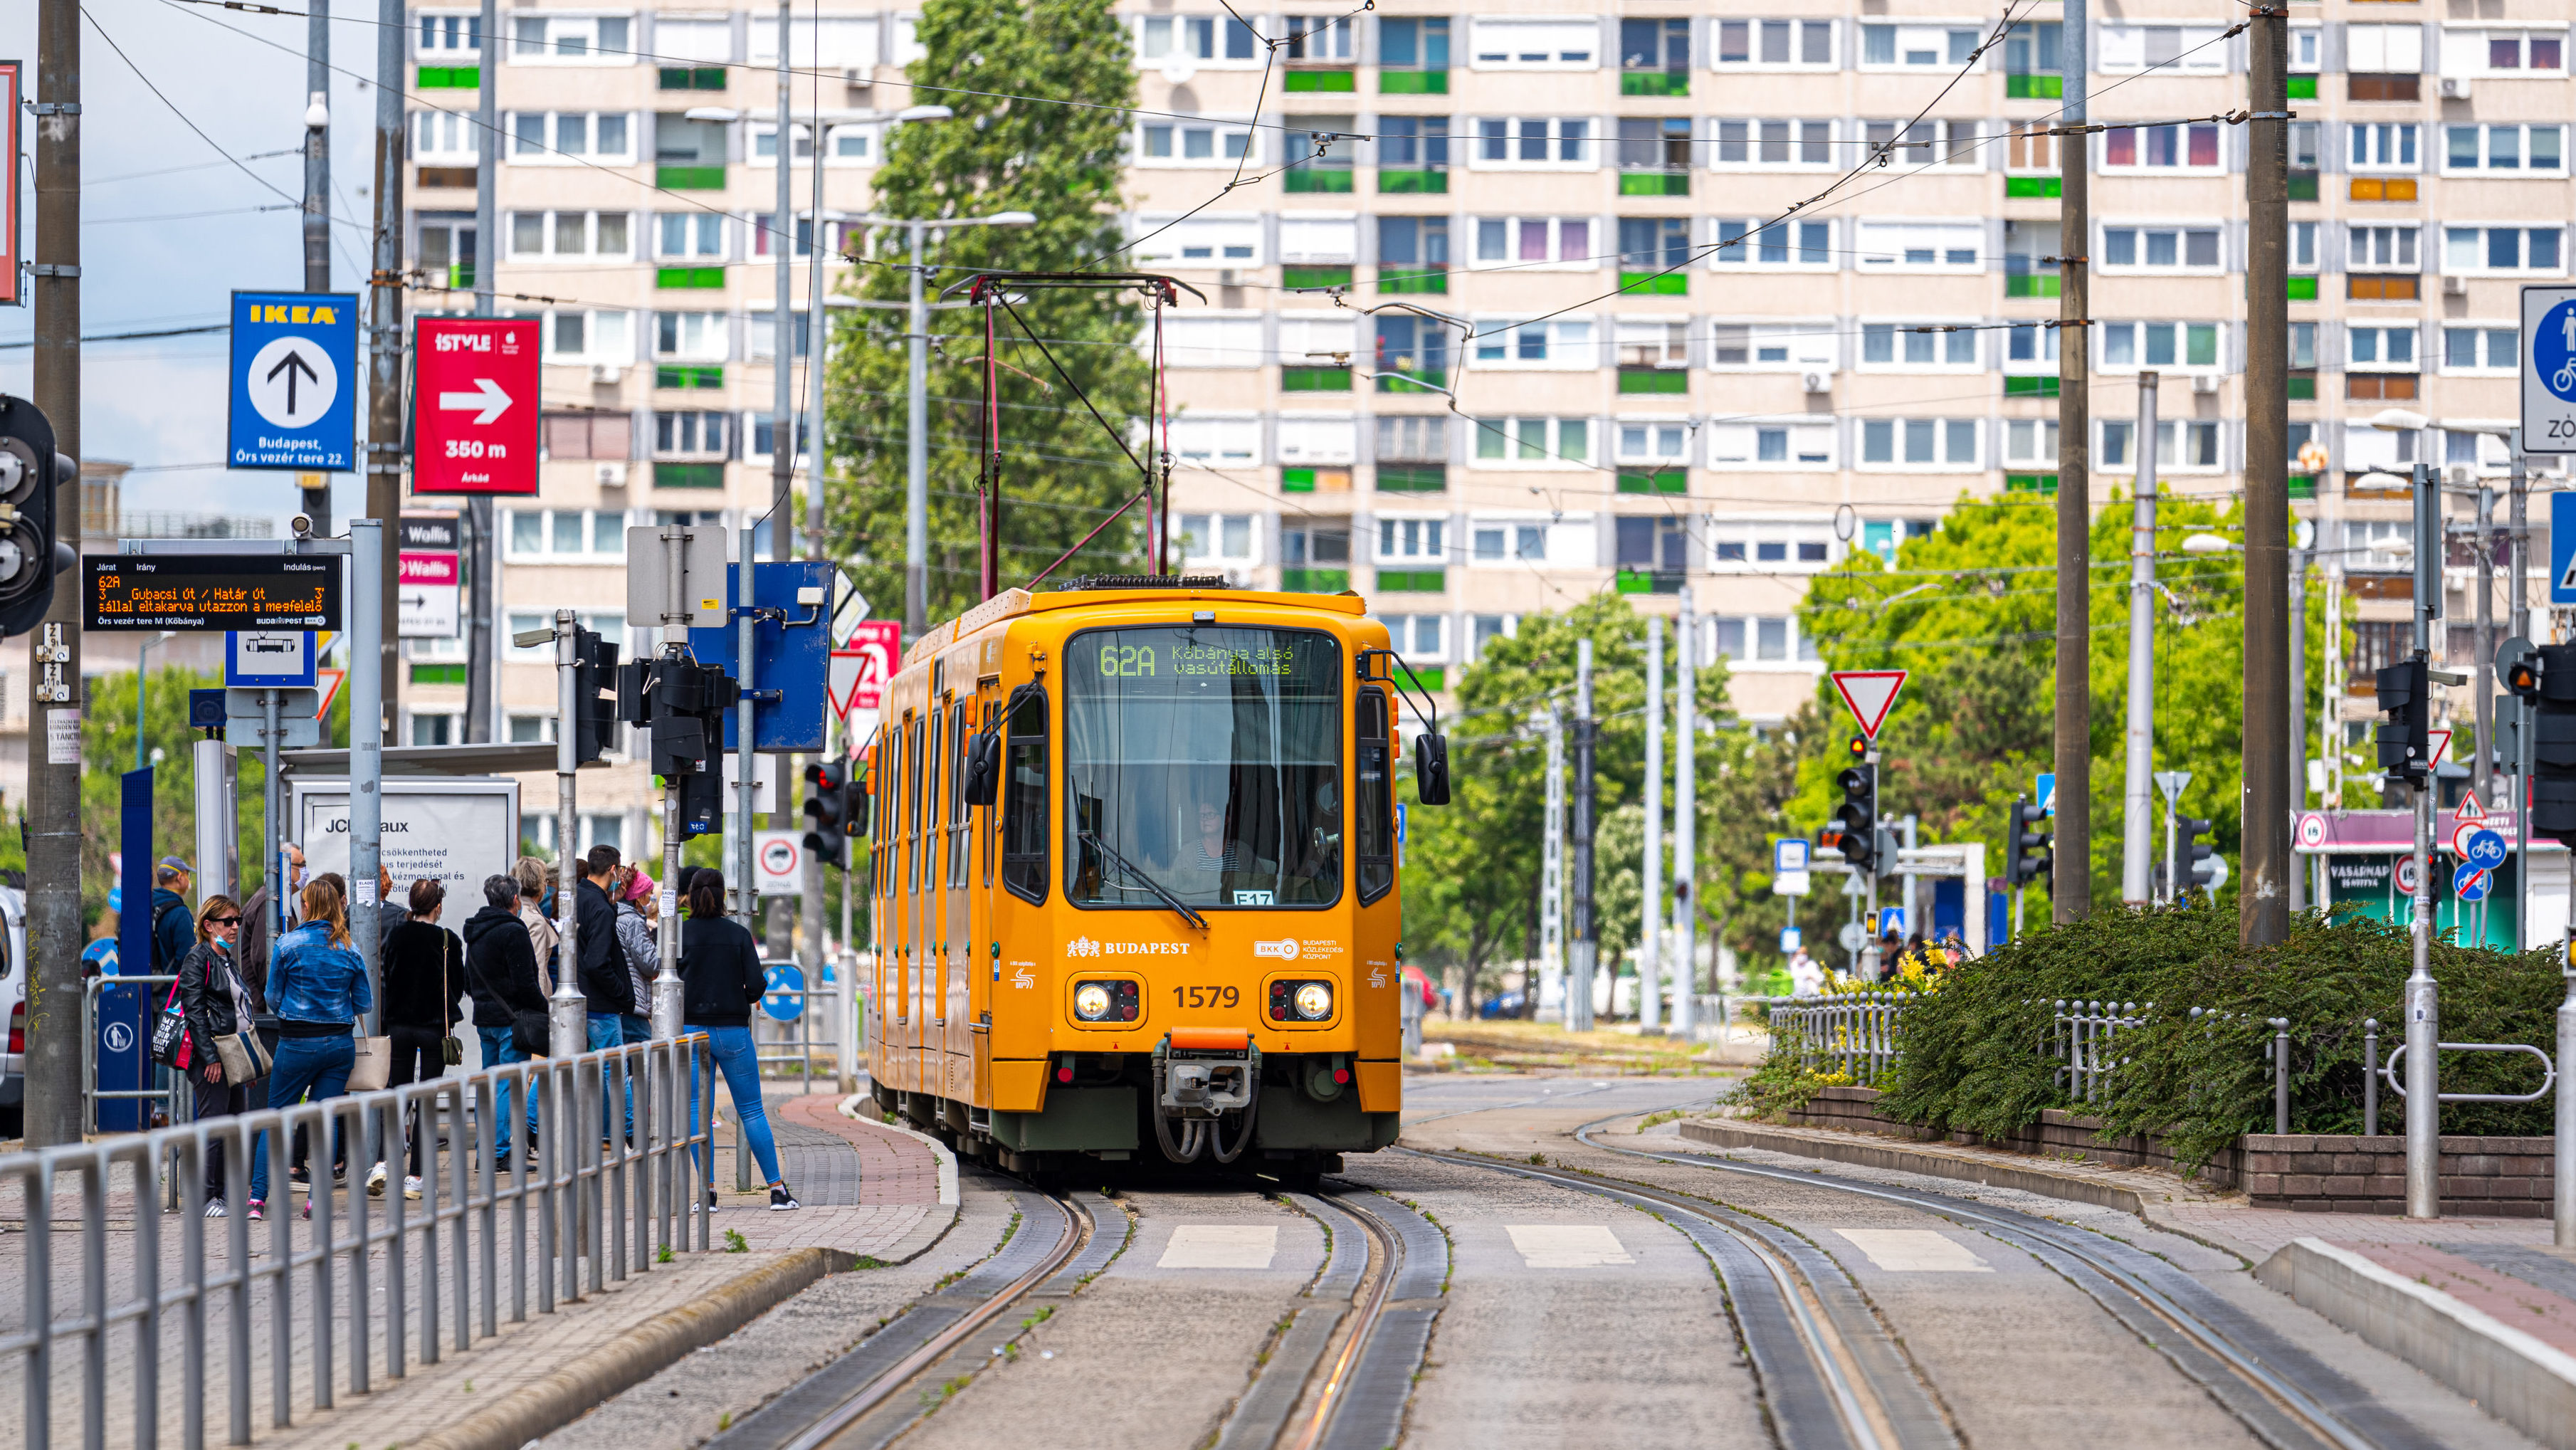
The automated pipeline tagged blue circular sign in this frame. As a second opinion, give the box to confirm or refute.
[2466,828,2509,869]
[762,962,806,1021]
[2539,300,2576,403]
[2454,861,2493,902]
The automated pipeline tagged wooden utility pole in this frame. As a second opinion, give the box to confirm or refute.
[2052,0,2093,920]
[2242,7,2293,944]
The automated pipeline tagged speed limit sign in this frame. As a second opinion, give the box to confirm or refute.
[2394,853,2422,897]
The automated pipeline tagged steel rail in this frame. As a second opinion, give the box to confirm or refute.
[1404,1146,1905,1450]
[1286,1190,1402,1450]
[1572,1117,2407,1450]
[755,1192,1088,1450]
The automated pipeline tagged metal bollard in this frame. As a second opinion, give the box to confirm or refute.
[2363,1019,2380,1139]
[2272,1018,2292,1135]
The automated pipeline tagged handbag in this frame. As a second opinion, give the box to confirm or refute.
[214,1029,270,1085]
[441,938,466,1066]
[513,1009,550,1058]
[149,976,193,1070]
[347,1033,393,1093]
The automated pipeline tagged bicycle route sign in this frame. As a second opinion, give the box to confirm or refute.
[2524,285,2576,455]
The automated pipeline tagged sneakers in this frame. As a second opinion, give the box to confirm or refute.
[705,1190,720,1212]
[365,1162,389,1197]
[403,1175,424,1200]
[769,1185,801,1212]
[246,1200,265,1222]
[203,1199,226,1219]
[299,1201,311,1221]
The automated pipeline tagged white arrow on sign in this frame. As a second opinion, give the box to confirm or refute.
[436,377,513,425]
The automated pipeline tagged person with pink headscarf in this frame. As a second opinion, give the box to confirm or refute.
[610,864,661,1044]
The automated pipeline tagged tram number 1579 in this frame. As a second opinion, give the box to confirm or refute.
[1174,985,1240,1009]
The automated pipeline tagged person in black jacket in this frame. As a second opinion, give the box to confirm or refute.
[574,846,636,1140]
[177,895,255,1215]
[462,875,546,1164]
[372,878,464,1198]
[680,870,797,1209]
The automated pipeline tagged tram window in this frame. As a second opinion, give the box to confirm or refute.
[1002,684,1051,903]
[948,700,972,888]
[907,713,925,898]
[982,695,1001,888]
[1355,688,1394,903]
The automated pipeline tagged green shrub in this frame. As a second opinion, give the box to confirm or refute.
[1872,903,2561,1170]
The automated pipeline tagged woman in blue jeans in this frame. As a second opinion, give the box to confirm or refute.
[679,870,799,1210]
[250,879,372,1220]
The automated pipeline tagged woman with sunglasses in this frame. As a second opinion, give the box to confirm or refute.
[176,895,258,1216]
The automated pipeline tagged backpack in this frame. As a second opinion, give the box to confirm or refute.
[150,896,186,972]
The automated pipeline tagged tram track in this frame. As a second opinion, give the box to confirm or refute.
[1401,1144,1949,1450]
[1568,1116,2449,1450]
[704,1184,1090,1450]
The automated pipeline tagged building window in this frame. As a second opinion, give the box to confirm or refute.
[1860,322,1978,370]
[2004,322,2060,372]
[1467,19,1597,70]
[2444,29,2566,75]
[2444,226,2565,275]
[1379,18,1449,72]
[1710,322,1835,369]
[1713,218,1831,269]
[411,107,478,163]
[1859,23,1976,68]
[656,211,726,258]
[410,713,458,747]
[507,714,552,743]
[2348,224,2419,270]
[2442,325,2518,373]
[2096,24,2229,73]
[1471,523,1550,564]
[2003,419,2059,466]
[1859,418,1980,469]
[2105,122,2222,171]
[2346,123,2419,172]
[1131,214,1262,268]
[1138,14,1258,63]
[1473,317,1594,369]
[1137,117,1256,166]
[1282,525,1352,567]
[2348,325,2417,369]
[1862,120,1981,169]
[505,111,634,160]
[1470,216,1592,268]
[1472,117,1593,169]
[510,14,631,63]
[542,411,634,460]
[653,310,727,360]
[1853,219,1979,270]
[1285,14,1355,61]
[545,308,632,364]
[505,508,629,560]
[1471,416,1589,466]
[1615,117,1691,172]
[2288,322,2317,369]
[508,209,631,259]
[2101,420,2222,471]
[1711,118,1834,169]
[2444,125,2567,174]
[1715,19,1836,69]
[1468,614,1514,658]
[1377,414,1448,463]
[2102,226,2220,271]
[1379,614,1448,659]
[653,411,730,458]
[1161,314,1262,369]
[2098,321,2222,371]
[417,11,483,55]
[1377,517,1446,564]
[1708,421,1833,469]
[1174,514,1256,564]
[1167,415,1261,465]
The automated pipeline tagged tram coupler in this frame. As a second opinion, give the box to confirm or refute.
[1155,1028,1260,1120]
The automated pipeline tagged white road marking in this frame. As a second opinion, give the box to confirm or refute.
[1506,1224,1636,1268]
[1834,1229,1993,1273]
[1158,1224,1280,1268]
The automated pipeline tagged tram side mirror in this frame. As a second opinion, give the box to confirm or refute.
[1413,732,1451,807]
[962,730,1002,807]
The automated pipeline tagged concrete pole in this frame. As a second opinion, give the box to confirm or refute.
[550,609,588,1060]
[2289,541,2309,913]
[651,532,689,1041]
[2476,485,2495,809]
[1538,709,1564,1022]
[737,524,759,932]
[2051,0,2093,924]
[463,0,498,743]
[905,222,930,635]
[2242,0,2293,945]
[2407,461,2442,1219]
[2514,436,2531,945]
[21,0,84,1148]
[2123,373,2160,905]
[1641,617,1663,1031]
[1673,587,1698,1038]
[349,522,385,1031]
[301,1,331,536]
[1570,639,1597,1033]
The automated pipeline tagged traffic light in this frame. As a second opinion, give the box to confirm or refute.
[2007,797,2052,888]
[2523,643,2576,844]
[0,394,77,639]
[2176,816,2216,898]
[570,626,620,765]
[803,758,851,870]
[2374,656,2431,785]
[1835,737,1878,873]
[619,656,740,839]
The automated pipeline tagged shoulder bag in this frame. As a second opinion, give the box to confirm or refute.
[441,934,466,1066]
[149,974,193,1070]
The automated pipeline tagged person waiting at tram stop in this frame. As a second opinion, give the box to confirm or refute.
[463,873,547,1167]
[248,878,372,1222]
[680,868,799,1211]
[177,895,258,1216]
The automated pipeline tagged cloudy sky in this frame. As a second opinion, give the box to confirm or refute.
[0,0,389,527]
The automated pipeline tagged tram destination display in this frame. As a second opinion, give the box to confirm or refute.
[83,554,346,632]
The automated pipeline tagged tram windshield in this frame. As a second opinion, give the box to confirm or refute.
[1063,626,1343,909]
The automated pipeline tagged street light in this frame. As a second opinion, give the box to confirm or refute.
[2180,533,2233,555]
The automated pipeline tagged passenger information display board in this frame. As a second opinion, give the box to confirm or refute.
[83,554,346,632]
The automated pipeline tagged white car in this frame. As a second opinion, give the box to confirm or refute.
[0,886,26,1138]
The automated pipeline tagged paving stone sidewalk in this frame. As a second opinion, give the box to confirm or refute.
[0,1090,953,1450]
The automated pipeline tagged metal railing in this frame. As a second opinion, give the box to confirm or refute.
[1765,990,1926,1086]
[2055,999,2154,1105]
[80,976,184,1135]
[3,1035,716,1450]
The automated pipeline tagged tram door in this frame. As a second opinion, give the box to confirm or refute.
[968,676,1002,1105]
[919,703,943,1093]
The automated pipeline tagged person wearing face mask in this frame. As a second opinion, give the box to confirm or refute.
[176,895,258,1216]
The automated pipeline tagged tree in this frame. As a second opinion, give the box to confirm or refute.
[822,0,1155,623]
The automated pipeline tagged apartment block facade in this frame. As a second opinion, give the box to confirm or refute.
[406,2,2574,851]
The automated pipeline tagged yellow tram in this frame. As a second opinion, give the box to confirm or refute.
[861,577,1449,1183]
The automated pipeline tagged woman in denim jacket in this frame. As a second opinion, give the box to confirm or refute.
[247,879,373,1221]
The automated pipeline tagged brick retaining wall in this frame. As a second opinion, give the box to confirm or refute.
[1777,1086,2553,1214]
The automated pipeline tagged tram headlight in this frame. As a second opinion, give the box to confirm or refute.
[1074,983,1114,1021]
[1293,982,1333,1021]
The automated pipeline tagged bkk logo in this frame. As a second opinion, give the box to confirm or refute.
[1252,939,1300,961]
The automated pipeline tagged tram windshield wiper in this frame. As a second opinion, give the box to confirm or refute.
[1078,829,1211,932]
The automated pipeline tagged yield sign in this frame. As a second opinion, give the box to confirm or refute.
[1829,669,1908,741]
[2428,727,2454,769]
